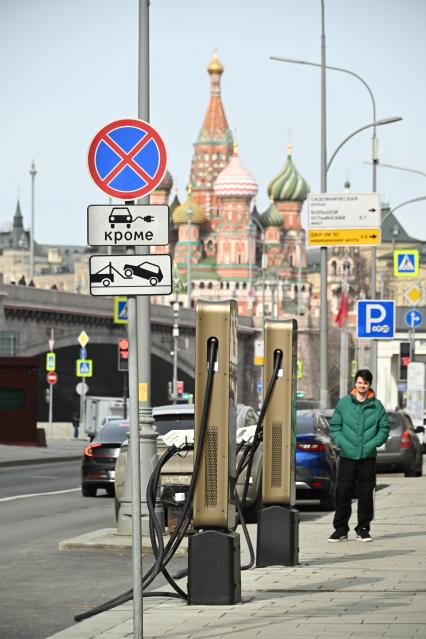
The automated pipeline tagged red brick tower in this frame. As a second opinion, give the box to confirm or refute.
[189,50,233,226]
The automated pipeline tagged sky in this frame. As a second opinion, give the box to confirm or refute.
[1,0,426,246]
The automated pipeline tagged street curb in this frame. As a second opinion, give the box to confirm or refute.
[0,455,82,468]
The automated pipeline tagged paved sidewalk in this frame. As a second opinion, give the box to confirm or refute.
[47,467,426,639]
[0,438,87,467]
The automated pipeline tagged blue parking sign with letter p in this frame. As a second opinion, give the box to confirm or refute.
[356,300,395,339]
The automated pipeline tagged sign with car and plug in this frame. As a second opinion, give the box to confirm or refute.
[87,204,169,247]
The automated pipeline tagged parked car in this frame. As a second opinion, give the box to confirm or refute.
[114,403,259,525]
[237,409,338,517]
[376,410,423,477]
[81,418,129,497]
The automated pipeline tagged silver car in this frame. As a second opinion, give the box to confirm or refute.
[376,410,423,477]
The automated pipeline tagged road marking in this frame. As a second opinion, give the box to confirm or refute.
[0,487,80,503]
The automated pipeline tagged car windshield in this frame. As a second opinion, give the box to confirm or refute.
[296,411,316,435]
[154,416,194,435]
[96,421,130,443]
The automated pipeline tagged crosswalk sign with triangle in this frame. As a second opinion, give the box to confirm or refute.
[114,297,128,324]
[394,250,419,278]
[76,359,93,377]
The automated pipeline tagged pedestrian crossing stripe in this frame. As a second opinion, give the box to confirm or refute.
[394,250,419,278]
[114,296,128,324]
[76,359,93,377]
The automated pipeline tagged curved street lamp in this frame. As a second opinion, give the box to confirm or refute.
[271,51,403,398]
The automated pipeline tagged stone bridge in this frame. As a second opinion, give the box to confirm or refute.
[0,279,326,418]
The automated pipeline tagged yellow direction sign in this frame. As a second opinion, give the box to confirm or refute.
[405,284,423,306]
[307,228,380,246]
[297,360,303,379]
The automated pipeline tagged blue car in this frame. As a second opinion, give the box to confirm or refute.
[295,409,338,509]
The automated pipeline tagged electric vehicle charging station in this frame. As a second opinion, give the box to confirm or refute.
[256,319,299,567]
[188,299,241,605]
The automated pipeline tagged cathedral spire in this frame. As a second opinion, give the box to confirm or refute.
[13,200,23,230]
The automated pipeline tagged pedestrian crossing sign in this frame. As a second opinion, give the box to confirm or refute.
[76,359,93,377]
[394,250,419,277]
[114,297,128,324]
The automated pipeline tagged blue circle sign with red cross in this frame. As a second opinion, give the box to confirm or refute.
[87,118,167,200]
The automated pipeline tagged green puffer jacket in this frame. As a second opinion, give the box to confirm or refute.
[330,391,389,460]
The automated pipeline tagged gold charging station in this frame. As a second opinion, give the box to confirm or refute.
[193,300,238,530]
[262,319,297,506]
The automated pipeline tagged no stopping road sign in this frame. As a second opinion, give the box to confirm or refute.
[87,119,167,200]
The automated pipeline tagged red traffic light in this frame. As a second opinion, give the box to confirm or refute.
[118,338,129,359]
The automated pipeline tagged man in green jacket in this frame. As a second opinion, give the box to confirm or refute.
[328,369,389,543]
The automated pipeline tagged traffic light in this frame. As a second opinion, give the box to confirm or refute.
[399,342,410,381]
[118,338,129,371]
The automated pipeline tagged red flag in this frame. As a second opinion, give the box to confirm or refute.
[335,290,348,328]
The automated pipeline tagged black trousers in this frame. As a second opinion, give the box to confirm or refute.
[333,457,376,533]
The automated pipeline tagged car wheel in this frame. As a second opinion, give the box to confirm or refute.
[106,486,115,497]
[82,485,97,497]
[149,277,158,286]
[125,268,133,278]
[102,278,111,287]
[404,466,418,477]
[243,489,262,524]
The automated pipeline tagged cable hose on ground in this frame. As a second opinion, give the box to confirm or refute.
[75,337,219,622]
[75,446,180,622]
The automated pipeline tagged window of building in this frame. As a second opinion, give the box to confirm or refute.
[289,255,294,268]
[208,282,213,289]
[199,282,205,289]
[0,331,19,356]
[331,260,337,275]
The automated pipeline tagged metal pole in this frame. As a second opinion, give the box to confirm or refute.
[319,0,329,409]
[128,296,143,639]
[248,218,254,311]
[48,384,53,439]
[79,379,85,435]
[172,298,179,404]
[29,161,36,281]
[187,207,192,309]
[409,315,416,362]
[370,126,378,385]
[297,237,302,315]
[261,232,266,322]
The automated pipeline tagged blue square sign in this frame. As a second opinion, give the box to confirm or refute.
[356,300,395,339]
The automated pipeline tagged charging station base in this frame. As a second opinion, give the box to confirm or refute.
[256,505,299,567]
[188,530,241,605]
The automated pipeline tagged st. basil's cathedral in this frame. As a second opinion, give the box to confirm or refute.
[151,50,313,320]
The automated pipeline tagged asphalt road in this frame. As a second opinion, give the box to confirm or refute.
[0,460,187,639]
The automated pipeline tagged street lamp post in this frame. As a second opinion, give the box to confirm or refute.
[272,45,402,403]
[29,160,36,281]
[269,273,278,320]
[186,205,193,309]
[172,299,179,404]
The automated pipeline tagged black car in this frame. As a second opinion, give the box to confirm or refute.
[123,261,163,286]
[81,419,129,497]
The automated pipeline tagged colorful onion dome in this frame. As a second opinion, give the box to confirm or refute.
[267,144,310,202]
[155,169,173,192]
[172,185,206,225]
[213,144,258,199]
[208,49,224,75]
[260,197,284,227]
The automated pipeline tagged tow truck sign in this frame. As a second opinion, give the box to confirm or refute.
[89,254,172,296]
[87,204,169,247]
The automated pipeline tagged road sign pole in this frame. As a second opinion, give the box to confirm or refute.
[127,295,143,639]
[409,315,416,362]
[48,384,53,439]
[79,379,86,434]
